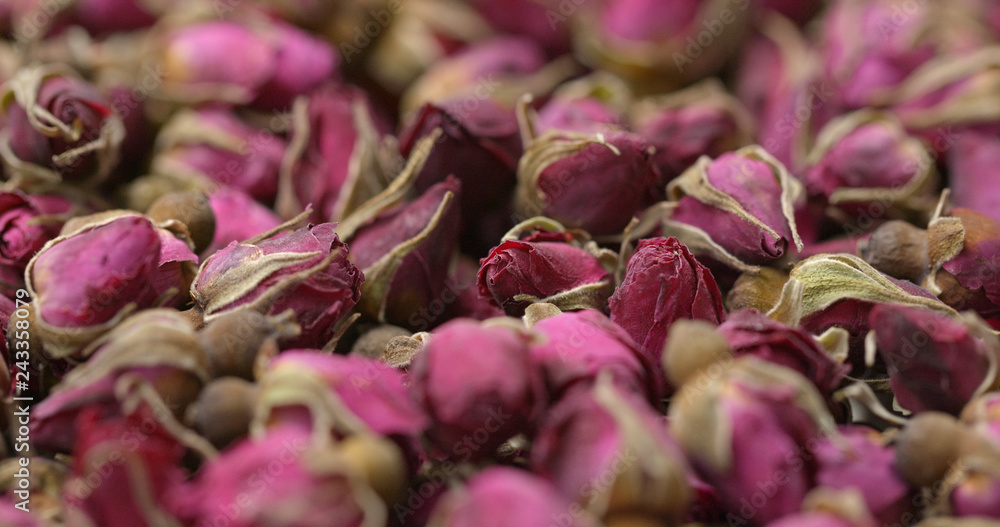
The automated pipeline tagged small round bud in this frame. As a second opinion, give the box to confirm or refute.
[147,190,217,254]
[895,411,965,487]
[338,434,409,505]
[349,324,411,360]
[186,377,257,450]
[862,220,929,283]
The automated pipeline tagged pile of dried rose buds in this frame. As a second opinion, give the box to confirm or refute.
[2,0,1000,526]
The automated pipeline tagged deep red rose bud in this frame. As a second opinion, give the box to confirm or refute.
[478,227,614,317]
[718,309,850,395]
[152,108,285,203]
[468,0,571,56]
[192,222,363,350]
[68,0,159,35]
[870,305,1000,415]
[515,130,661,235]
[0,66,124,186]
[665,146,804,267]
[427,466,600,527]
[529,308,663,403]
[0,190,72,296]
[610,237,725,374]
[410,319,546,462]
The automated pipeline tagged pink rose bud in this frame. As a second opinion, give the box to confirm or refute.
[152,108,285,203]
[410,319,546,462]
[803,111,936,224]
[949,128,1000,224]
[869,305,999,415]
[531,376,692,522]
[192,222,363,350]
[0,66,124,186]
[515,130,662,235]
[62,406,188,527]
[813,425,916,525]
[630,79,754,188]
[718,309,850,396]
[478,228,614,317]
[344,177,461,330]
[535,96,626,135]
[0,191,72,296]
[427,466,599,527]
[665,146,804,267]
[256,351,428,444]
[203,187,282,257]
[610,237,726,374]
[950,464,1000,519]
[276,82,394,223]
[176,426,397,527]
[670,357,837,525]
[399,98,522,255]
[161,19,336,109]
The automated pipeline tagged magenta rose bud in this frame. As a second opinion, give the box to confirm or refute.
[427,466,597,527]
[529,309,663,403]
[161,19,336,109]
[478,230,614,317]
[1,67,124,186]
[192,222,363,350]
[276,82,392,223]
[813,425,916,525]
[950,467,1000,518]
[410,319,545,462]
[152,108,285,203]
[531,376,692,522]
[344,177,461,330]
[610,237,725,374]
[203,187,282,257]
[869,304,997,415]
[0,191,72,296]
[666,146,804,267]
[718,309,850,396]
[515,131,662,235]
[949,128,1000,224]
[535,96,626,135]
[468,0,571,56]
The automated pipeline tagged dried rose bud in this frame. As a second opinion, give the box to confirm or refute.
[146,190,216,255]
[275,82,397,223]
[515,130,661,235]
[949,128,1000,223]
[151,108,285,203]
[535,96,626,136]
[254,351,428,444]
[31,309,210,453]
[529,309,663,403]
[948,461,1000,519]
[803,111,937,222]
[532,376,692,523]
[426,466,600,527]
[573,0,751,93]
[669,357,837,525]
[410,319,545,462]
[197,309,298,380]
[861,220,930,284]
[0,66,124,186]
[610,237,725,374]
[203,187,283,257]
[894,411,967,488]
[399,98,521,254]
[630,79,754,187]
[342,177,461,329]
[186,376,257,451]
[468,0,571,56]
[175,426,395,527]
[192,222,363,350]
[62,406,189,527]
[926,208,1000,318]
[870,305,1000,415]
[25,212,198,358]
[0,190,73,296]
[67,0,160,35]
[717,309,850,396]
[478,225,614,317]
[160,19,337,109]
[664,146,804,268]
[813,425,916,525]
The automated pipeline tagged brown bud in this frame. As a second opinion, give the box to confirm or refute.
[186,377,258,450]
[197,309,299,380]
[338,434,409,505]
[861,220,929,283]
[725,267,790,313]
[894,411,966,487]
[147,190,217,254]
[662,319,733,389]
[349,324,411,360]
